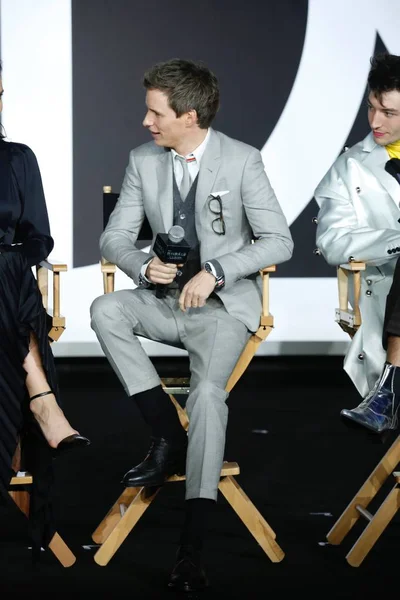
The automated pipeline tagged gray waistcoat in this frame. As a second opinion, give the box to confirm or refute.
[171,173,201,289]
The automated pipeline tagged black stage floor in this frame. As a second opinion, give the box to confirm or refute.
[1,355,399,598]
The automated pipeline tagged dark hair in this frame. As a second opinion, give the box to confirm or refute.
[368,52,400,102]
[143,58,219,129]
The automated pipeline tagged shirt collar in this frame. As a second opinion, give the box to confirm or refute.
[171,128,210,165]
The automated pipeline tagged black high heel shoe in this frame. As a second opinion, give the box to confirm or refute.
[30,390,91,457]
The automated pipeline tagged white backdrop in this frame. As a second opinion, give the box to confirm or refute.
[1,0,400,357]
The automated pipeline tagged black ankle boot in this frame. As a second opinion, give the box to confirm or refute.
[341,363,400,433]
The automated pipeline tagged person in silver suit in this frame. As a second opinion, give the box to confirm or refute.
[315,52,400,433]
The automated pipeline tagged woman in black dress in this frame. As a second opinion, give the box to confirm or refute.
[0,69,90,557]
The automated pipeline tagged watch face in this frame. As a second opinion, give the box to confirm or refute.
[205,264,212,275]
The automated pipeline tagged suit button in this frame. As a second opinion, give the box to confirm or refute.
[356,187,361,193]
[388,249,393,254]
[366,279,372,285]
[396,247,400,252]
[366,290,372,296]
[312,217,318,224]
[358,353,364,360]
[313,248,321,255]
[348,256,355,262]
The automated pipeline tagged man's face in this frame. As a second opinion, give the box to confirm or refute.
[142,88,187,150]
[368,90,400,146]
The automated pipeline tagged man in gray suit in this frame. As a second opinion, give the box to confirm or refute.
[90,58,293,591]
[315,53,400,435]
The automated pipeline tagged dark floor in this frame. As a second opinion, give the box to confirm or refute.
[1,355,399,598]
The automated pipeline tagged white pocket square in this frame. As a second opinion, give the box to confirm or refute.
[210,190,229,198]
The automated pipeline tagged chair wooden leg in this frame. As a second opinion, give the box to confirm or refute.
[92,487,142,544]
[11,441,22,473]
[225,329,272,393]
[94,486,160,566]
[346,484,400,567]
[48,533,76,567]
[9,488,76,567]
[166,393,189,430]
[218,475,284,562]
[9,490,30,516]
[327,435,400,545]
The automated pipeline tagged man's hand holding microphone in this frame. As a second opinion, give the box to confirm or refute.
[145,225,216,310]
[145,256,180,286]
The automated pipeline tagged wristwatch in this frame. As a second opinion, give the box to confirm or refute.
[204,261,225,290]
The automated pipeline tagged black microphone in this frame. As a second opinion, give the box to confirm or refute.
[153,225,191,298]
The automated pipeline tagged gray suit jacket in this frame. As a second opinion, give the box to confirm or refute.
[315,132,400,397]
[100,128,293,332]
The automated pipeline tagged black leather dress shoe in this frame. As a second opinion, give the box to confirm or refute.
[122,435,187,487]
[168,545,209,593]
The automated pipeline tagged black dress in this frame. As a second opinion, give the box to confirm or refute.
[0,139,60,558]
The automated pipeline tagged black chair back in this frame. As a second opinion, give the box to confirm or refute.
[102,190,153,245]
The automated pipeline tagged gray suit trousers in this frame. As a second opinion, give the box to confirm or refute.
[90,287,250,500]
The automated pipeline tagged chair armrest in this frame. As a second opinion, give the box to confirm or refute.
[39,259,68,273]
[259,265,276,327]
[101,257,116,294]
[35,260,67,341]
[100,257,117,273]
[338,261,366,271]
[336,261,366,335]
[260,265,276,275]
[100,259,278,310]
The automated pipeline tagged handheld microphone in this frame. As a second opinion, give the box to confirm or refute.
[153,226,191,298]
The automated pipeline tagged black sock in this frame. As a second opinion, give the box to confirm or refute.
[180,498,215,552]
[132,385,186,442]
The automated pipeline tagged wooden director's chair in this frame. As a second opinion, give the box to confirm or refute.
[91,185,285,566]
[8,259,76,567]
[325,260,400,566]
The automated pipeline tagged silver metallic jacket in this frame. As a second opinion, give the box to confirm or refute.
[315,132,400,398]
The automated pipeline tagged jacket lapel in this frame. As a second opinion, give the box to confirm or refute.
[156,150,174,232]
[195,129,221,214]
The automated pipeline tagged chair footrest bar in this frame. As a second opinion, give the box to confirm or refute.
[168,461,240,482]
[162,387,190,394]
[162,378,190,386]
[355,505,373,521]
[10,473,33,485]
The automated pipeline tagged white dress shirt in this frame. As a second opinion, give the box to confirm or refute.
[170,128,210,189]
